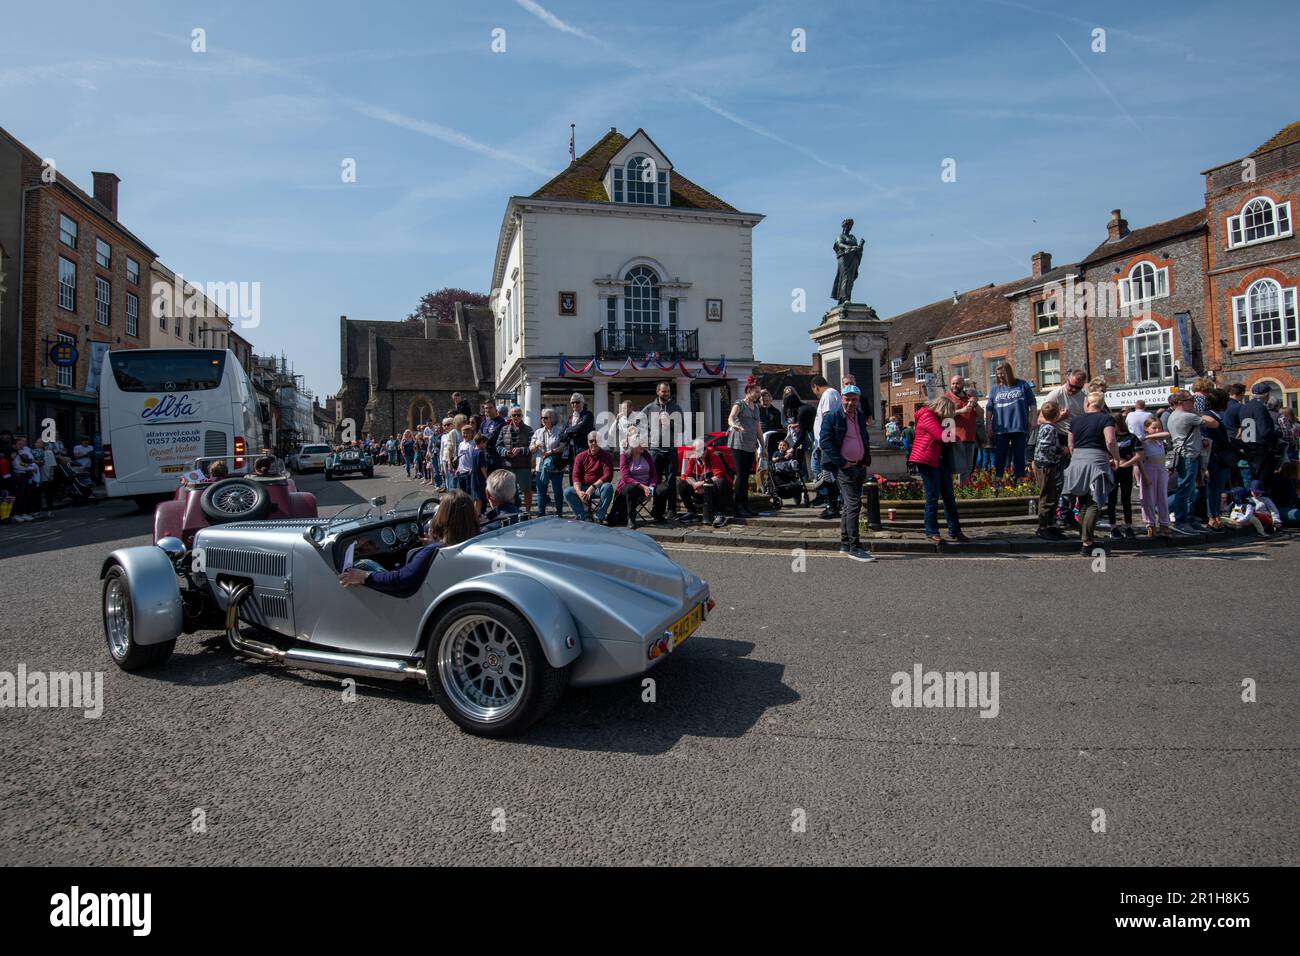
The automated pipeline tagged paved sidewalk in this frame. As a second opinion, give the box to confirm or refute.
[374,465,1286,556]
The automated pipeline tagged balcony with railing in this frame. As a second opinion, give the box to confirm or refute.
[594,327,698,361]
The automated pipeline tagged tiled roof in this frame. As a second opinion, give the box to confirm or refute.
[1004,262,1079,296]
[926,268,1077,344]
[1079,209,1205,265]
[928,281,1026,342]
[882,295,962,365]
[530,129,737,211]
[1252,121,1300,156]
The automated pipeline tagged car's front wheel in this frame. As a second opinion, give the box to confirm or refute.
[102,565,175,670]
[427,601,568,737]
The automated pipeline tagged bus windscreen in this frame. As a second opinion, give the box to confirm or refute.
[109,350,226,392]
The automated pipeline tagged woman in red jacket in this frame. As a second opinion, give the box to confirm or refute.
[908,395,969,544]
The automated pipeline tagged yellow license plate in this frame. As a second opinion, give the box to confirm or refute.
[670,604,704,648]
[160,465,186,473]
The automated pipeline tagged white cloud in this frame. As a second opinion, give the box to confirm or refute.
[346,99,555,178]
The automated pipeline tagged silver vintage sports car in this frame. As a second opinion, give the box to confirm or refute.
[100,497,712,736]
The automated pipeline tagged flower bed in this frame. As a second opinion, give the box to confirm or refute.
[871,469,1037,501]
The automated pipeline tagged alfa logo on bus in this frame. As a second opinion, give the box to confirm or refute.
[142,394,197,421]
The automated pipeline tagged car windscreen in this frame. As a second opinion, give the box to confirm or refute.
[110,350,226,392]
[303,445,329,454]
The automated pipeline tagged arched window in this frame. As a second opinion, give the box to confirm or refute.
[613,155,668,206]
[623,266,661,335]
[1232,278,1299,350]
[1228,196,1293,247]
[1123,318,1173,383]
[1119,260,1168,306]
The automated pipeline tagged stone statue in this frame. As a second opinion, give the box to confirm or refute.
[832,218,865,305]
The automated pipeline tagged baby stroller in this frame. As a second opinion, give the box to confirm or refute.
[55,458,99,505]
[758,430,809,509]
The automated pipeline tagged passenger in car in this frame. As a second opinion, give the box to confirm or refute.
[480,470,520,527]
[339,491,479,596]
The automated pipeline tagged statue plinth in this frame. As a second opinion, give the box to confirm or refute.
[820,302,880,326]
[810,304,892,421]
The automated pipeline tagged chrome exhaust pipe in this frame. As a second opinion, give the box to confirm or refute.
[282,648,426,682]
[224,584,285,661]
[224,583,425,682]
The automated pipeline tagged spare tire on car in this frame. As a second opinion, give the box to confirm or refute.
[199,477,271,524]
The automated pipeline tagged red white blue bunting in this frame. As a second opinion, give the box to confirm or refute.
[558,355,727,379]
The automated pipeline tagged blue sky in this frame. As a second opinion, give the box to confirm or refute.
[3,0,1297,397]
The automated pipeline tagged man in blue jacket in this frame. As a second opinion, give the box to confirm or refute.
[818,385,875,562]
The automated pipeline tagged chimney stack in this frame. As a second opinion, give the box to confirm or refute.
[1107,209,1129,242]
[1031,251,1052,277]
[811,352,823,376]
[92,172,120,219]
[952,290,960,304]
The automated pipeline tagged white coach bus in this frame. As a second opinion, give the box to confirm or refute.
[98,348,262,503]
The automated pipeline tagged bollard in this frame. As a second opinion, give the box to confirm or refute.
[865,480,882,531]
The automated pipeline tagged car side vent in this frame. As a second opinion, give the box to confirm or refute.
[258,593,290,620]
[204,430,228,457]
[206,547,287,578]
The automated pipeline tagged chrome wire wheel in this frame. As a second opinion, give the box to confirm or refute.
[213,484,257,515]
[437,614,527,723]
[104,573,131,659]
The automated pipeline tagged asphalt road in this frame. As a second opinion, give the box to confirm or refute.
[1,465,1296,865]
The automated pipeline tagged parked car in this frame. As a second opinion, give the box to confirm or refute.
[102,501,712,737]
[325,446,373,481]
[287,443,331,473]
[153,456,318,546]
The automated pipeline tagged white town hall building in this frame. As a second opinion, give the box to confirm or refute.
[489,127,763,431]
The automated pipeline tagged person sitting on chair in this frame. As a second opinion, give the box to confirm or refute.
[339,491,478,595]
[677,437,730,528]
[616,429,658,529]
[252,455,276,476]
[480,469,521,527]
[207,460,229,479]
[565,431,615,523]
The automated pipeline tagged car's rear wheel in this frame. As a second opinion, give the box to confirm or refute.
[427,601,568,737]
[103,565,175,670]
[199,478,271,523]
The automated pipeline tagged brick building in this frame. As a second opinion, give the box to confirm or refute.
[147,259,234,351]
[0,125,156,441]
[1202,123,1300,413]
[1007,251,1084,396]
[336,303,496,439]
[878,292,960,424]
[863,122,1300,419]
[1076,209,1209,407]
[926,281,1020,410]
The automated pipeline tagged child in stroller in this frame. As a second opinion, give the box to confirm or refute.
[759,430,810,508]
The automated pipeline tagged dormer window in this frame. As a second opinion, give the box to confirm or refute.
[1228,196,1293,248]
[611,154,668,206]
